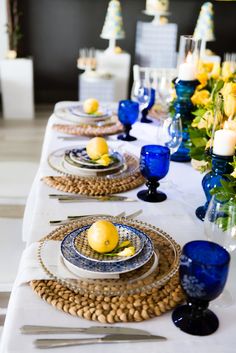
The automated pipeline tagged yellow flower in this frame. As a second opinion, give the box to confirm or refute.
[199,111,214,130]
[191,159,209,173]
[224,119,236,132]
[196,72,208,89]
[210,63,221,79]
[198,61,213,74]
[96,154,112,167]
[222,82,236,96]
[191,90,211,106]
[231,169,236,178]
[222,62,233,80]
[224,95,236,118]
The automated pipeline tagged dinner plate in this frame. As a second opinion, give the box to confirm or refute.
[54,104,113,125]
[61,225,154,274]
[69,104,109,119]
[62,150,124,176]
[65,148,123,170]
[72,223,147,263]
[48,146,139,179]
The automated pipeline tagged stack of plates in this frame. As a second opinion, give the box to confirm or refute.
[54,103,113,125]
[62,147,125,177]
[61,223,156,279]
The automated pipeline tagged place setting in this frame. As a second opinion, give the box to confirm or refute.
[52,99,124,137]
[43,136,145,197]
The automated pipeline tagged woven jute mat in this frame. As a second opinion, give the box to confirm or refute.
[31,218,185,323]
[42,172,145,196]
[53,119,123,137]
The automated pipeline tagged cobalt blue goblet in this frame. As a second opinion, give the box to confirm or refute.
[137,145,170,202]
[172,240,230,336]
[117,100,139,141]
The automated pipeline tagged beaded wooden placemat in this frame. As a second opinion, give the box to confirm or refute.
[42,172,145,196]
[53,119,123,137]
[31,218,185,323]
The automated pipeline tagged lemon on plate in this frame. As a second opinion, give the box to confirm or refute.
[83,98,99,114]
[87,220,119,253]
[86,137,109,160]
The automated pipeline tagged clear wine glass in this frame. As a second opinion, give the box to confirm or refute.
[131,74,152,122]
[204,192,236,307]
[157,116,183,155]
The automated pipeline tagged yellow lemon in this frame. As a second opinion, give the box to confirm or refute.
[86,137,109,160]
[117,246,135,257]
[87,220,119,253]
[83,98,99,114]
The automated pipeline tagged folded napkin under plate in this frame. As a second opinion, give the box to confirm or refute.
[16,240,159,286]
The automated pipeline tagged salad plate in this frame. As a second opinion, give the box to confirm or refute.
[73,223,147,263]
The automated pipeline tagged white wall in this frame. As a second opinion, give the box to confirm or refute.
[0,0,9,93]
[0,0,8,59]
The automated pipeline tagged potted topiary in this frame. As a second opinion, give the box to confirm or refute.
[0,0,34,119]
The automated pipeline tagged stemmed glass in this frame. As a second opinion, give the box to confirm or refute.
[204,192,236,306]
[157,116,183,155]
[117,100,139,141]
[172,240,230,336]
[131,75,152,124]
[137,145,170,202]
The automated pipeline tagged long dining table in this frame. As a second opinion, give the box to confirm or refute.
[1,102,235,353]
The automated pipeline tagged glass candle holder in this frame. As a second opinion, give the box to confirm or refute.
[172,240,230,336]
[117,100,139,141]
[195,151,234,221]
[137,145,170,202]
[171,35,201,162]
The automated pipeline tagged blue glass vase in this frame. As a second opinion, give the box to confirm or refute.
[195,152,234,221]
[117,100,139,141]
[171,78,199,163]
[137,145,170,202]
[141,88,155,124]
[172,240,230,336]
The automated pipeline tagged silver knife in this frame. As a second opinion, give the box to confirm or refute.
[58,196,137,202]
[34,334,167,349]
[21,325,150,335]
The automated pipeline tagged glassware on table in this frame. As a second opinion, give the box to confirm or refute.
[172,240,230,336]
[157,116,183,155]
[131,71,152,123]
[204,193,236,252]
[117,100,139,141]
[137,145,170,203]
[204,192,236,307]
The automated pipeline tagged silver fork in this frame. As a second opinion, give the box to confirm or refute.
[49,210,142,226]
[49,211,125,226]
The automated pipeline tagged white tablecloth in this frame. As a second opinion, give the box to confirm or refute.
[1,103,235,353]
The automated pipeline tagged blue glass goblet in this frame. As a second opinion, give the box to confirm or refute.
[172,240,230,336]
[137,145,170,202]
[117,100,139,141]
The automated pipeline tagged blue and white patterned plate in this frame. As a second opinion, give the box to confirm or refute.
[72,223,146,263]
[69,104,110,120]
[61,224,154,274]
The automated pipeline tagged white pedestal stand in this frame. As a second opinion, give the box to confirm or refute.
[0,58,34,119]
[96,50,131,101]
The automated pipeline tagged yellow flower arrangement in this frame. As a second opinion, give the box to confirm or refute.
[188,60,236,172]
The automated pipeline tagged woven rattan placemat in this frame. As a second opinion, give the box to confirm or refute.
[53,119,123,137]
[31,218,184,323]
[42,172,145,196]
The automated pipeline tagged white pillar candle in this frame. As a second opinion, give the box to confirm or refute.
[178,52,196,81]
[213,129,236,156]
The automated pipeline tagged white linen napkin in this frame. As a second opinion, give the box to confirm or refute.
[16,240,119,287]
